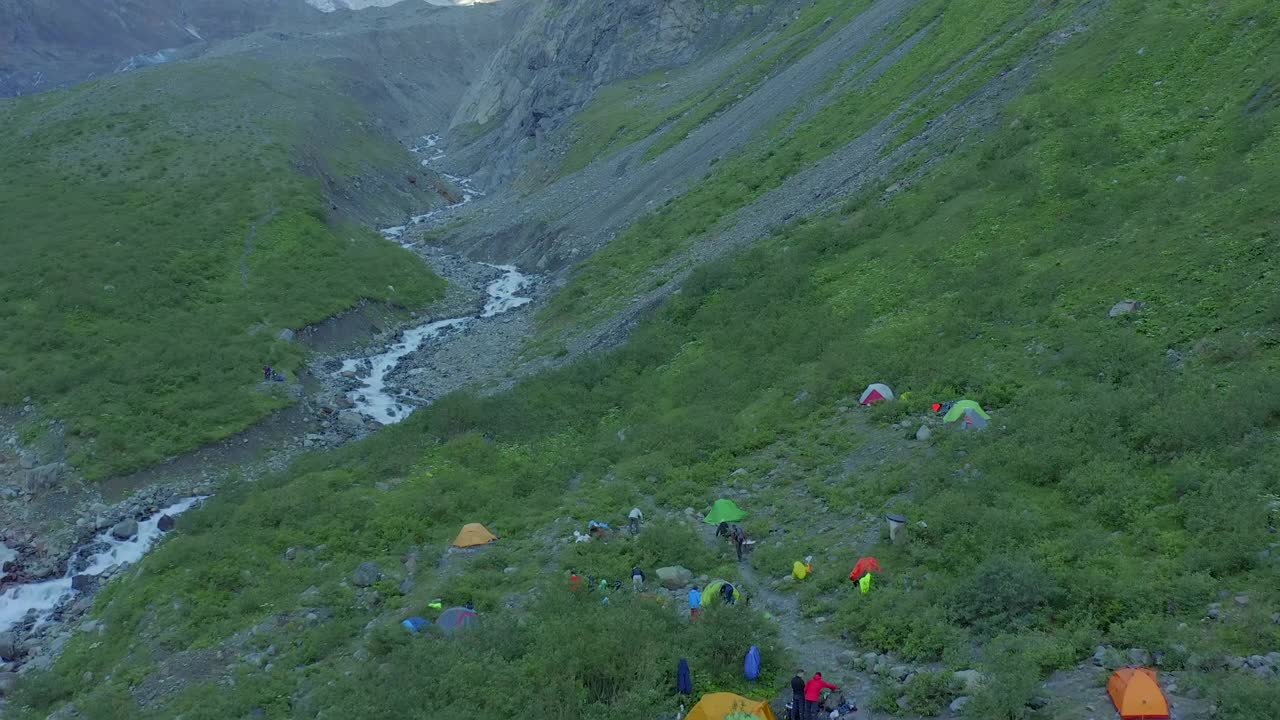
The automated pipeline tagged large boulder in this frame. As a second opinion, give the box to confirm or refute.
[71,574,98,593]
[0,671,17,695]
[352,562,381,588]
[18,463,63,493]
[110,519,138,540]
[953,669,985,694]
[157,514,176,532]
[656,566,693,590]
[337,411,366,431]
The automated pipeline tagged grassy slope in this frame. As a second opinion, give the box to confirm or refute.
[9,0,1280,718]
[539,0,1066,341]
[0,58,445,478]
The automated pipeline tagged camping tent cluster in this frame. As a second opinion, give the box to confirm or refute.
[859,383,994,431]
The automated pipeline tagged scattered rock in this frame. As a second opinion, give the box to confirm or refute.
[915,425,932,442]
[70,575,97,593]
[1234,593,1249,606]
[950,696,970,713]
[890,665,911,682]
[1207,603,1221,620]
[0,671,17,694]
[398,579,414,595]
[656,566,693,590]
[1108,299,1145,317]
[351,561,381,588]
[0,633,17,660]
[1127,648,1152,666]
[110,519,139,540]
[17,463,63,493]
[953,669,985,693]
[284,547,298,562]
[896,696,910,711]
[156,514,175,532]
[278,328,296,342]
[337,411,366,430]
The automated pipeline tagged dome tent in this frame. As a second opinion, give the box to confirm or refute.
[703,579,742,607]
[858,383,895,405]
[436,606,477,634]
[942,400,989,423]
[452,523,498,548]
[704,499,747,524]
[686,692,776,720]
[1107,667,1169,719]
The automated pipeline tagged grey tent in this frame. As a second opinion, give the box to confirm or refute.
[958,408,989,431]
[437,606,478,634]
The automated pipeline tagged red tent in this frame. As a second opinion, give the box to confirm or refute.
[849,557,881,581]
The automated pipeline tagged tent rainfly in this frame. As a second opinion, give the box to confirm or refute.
[704,499,747,524]
[686,692,776,720]
[1107,667,1170,719]
[858,383,896,405]
[452,523,498,548]
[942,400,990,423]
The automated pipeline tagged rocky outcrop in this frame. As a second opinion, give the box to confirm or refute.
[0,0,322,97]
[449,0,777,187]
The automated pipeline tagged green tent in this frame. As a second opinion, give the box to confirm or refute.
[943,400,990,423]
[705,499,747,524]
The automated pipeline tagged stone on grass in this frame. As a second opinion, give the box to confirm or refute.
[915,425,932,441]
[657,566,693,590]
[949,696,970,714]
[157,514,175,532]
[953,669,985,693]
[351,562,381,588]
[1108,299,1145,317]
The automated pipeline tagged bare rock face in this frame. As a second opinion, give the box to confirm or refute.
[0,0,321,97]
[449,0,774,187]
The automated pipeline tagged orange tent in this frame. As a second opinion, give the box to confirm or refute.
[686,692,776,720]
[452,523,498,548]
[1107,668,1170,719]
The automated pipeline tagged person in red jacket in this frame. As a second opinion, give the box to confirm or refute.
[804,672,839,719]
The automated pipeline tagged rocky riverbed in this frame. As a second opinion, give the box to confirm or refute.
[0,238,541,682]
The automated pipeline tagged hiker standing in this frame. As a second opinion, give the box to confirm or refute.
[790,670,806,720]
[569,570,583,593]
[732,525,747,561]
[804,672,839,720]
[263,365,272,381]
[688,585,702,621]
[628,507,643,534]
[632,566,645,591]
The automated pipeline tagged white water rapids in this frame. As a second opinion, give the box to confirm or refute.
[382,133,484,241]
[0,497,204,639]
[338,264,532,424]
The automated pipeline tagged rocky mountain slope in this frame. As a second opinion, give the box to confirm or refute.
[0,0,326,96]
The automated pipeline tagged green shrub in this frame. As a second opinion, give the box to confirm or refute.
[904,671,961,716]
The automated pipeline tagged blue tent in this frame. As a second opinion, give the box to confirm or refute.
[677,658,693,695]
[402,617,431,634]
[744,645,761,681]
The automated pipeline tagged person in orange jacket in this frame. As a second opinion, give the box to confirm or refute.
[804,672,839,719]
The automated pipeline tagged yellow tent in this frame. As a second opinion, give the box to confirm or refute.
[687,692,776,720]
[452,523,498,548]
